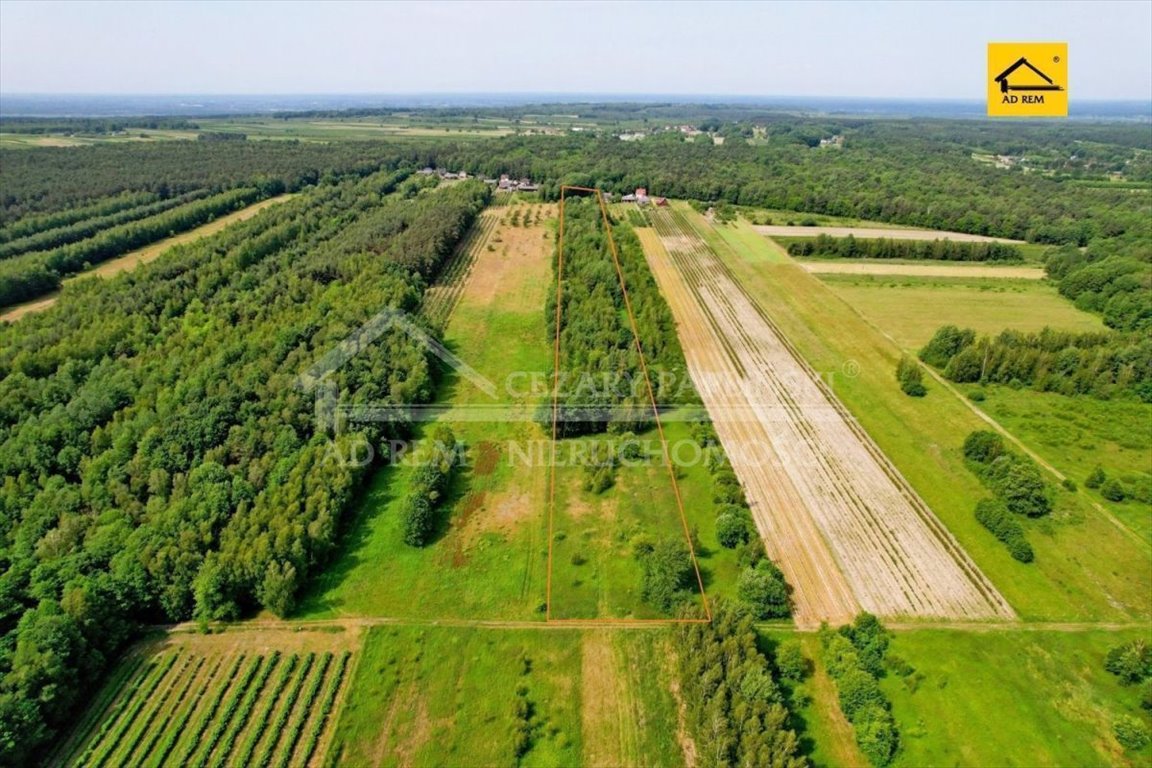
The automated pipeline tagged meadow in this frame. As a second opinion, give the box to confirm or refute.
[327,625,686,768]
[814,272,1106,349]
[880,629,1152,767]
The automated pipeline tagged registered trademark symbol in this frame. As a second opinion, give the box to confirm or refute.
[1053,55,1060,63]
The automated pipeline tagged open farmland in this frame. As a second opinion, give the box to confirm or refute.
[796,261,1047,279]
[52,627,357,768]
[644,205,1015,626]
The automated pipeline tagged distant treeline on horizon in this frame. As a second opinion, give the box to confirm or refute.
[0,93,1150,120]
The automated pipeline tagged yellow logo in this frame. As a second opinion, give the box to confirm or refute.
[987,42,1068,117]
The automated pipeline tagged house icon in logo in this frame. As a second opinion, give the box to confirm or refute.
[994,57,1064,94]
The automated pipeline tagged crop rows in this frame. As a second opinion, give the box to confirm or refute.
[647,206,1014,624]
[420,209,499,330]
[61,648,352,768]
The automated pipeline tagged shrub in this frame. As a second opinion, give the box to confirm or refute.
[1085,465,1107,489]
[968,389,987,402]
[854,705,900,766]
[639,537,695,612]
[737,560,791,619]
[837,668,887,720]
[1105,640,1152,685]
[974,498,1034,563]
[776,641,810,683]
[716,511,751,548]
[1062,478,1077,492]
[986,455,1052,517]
[896,355,926,397]
[963,430,1005,464]
[1114,715,1151,751]
[1140,678,1152,711]
[1101,478,1127,502]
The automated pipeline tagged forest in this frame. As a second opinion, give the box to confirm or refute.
[0,165,488,764]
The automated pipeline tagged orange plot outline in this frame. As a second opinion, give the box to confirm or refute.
[545,185,711,625]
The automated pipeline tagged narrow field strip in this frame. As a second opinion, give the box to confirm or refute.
[647,206,1015,624]
[546,187,710,623]
[753,224,1023,242]
[797,260,1047,279]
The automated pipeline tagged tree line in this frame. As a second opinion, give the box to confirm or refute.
[0,170,489,765]
[1046,245,1151,333]
[920,325,1152,402]
[821,614,900,766]
[676,603,808,768]
[786,235,1022,262]
[0,186,266,306]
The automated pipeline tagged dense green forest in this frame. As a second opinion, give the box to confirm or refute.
[785,235,1022,262]
[0,168,488,764]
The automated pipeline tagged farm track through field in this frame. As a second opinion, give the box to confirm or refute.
[645,207,1015,625]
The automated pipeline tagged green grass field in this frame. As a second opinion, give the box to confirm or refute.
[297,211,554,621]
[816,273,1106,349]
[881,629,1152,768]
[689,204,1152,622]
[328,625,686,768]
[976,387,1152,544]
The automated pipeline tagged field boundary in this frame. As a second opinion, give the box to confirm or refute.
[546,186,711,624]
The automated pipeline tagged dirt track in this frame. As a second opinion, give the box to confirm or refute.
[798,261,1046,279]
[754,224,1023,242]
[645,208,1016,627]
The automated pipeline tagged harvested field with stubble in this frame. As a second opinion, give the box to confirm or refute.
[644,207,1016,626]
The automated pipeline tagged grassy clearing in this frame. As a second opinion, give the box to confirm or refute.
[881,629,1152,768]
[976,387,1152,544]
[328,625,685,768]
[816,272,1106,348]
[297,207,554,620]
[700,207,1151,622]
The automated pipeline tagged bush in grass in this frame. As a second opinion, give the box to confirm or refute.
[963,430,1005,464]
[776,640,810,683]
[854,705,900,767]
[1114,715,1151,751]
[1105,639,1152,685]
[837,668,887,720]
[896,355,927,397]
[1085,465,1107,489]
[1140,678,1152,711]
[986,455,1052,517]
[716,511,751,548]
[1101,478,1127,502]
[974,498,1034,563]
[402,427,460,546]
[737,559,790,619]
[1062,477,1077,492]
[639,537,695,612]
[968,389,986,402]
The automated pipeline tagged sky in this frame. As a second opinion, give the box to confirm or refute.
[1,0,1150,100]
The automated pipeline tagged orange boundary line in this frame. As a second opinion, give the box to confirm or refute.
[545,185,712,625]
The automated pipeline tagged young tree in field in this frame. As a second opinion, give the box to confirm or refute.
[896,356,926,397]
[639,537,694,612]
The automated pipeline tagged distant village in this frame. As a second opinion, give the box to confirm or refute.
[419,168,672,205]
[418,167,539,192]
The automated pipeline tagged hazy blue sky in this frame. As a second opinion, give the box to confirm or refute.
[2,0,1149,99]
